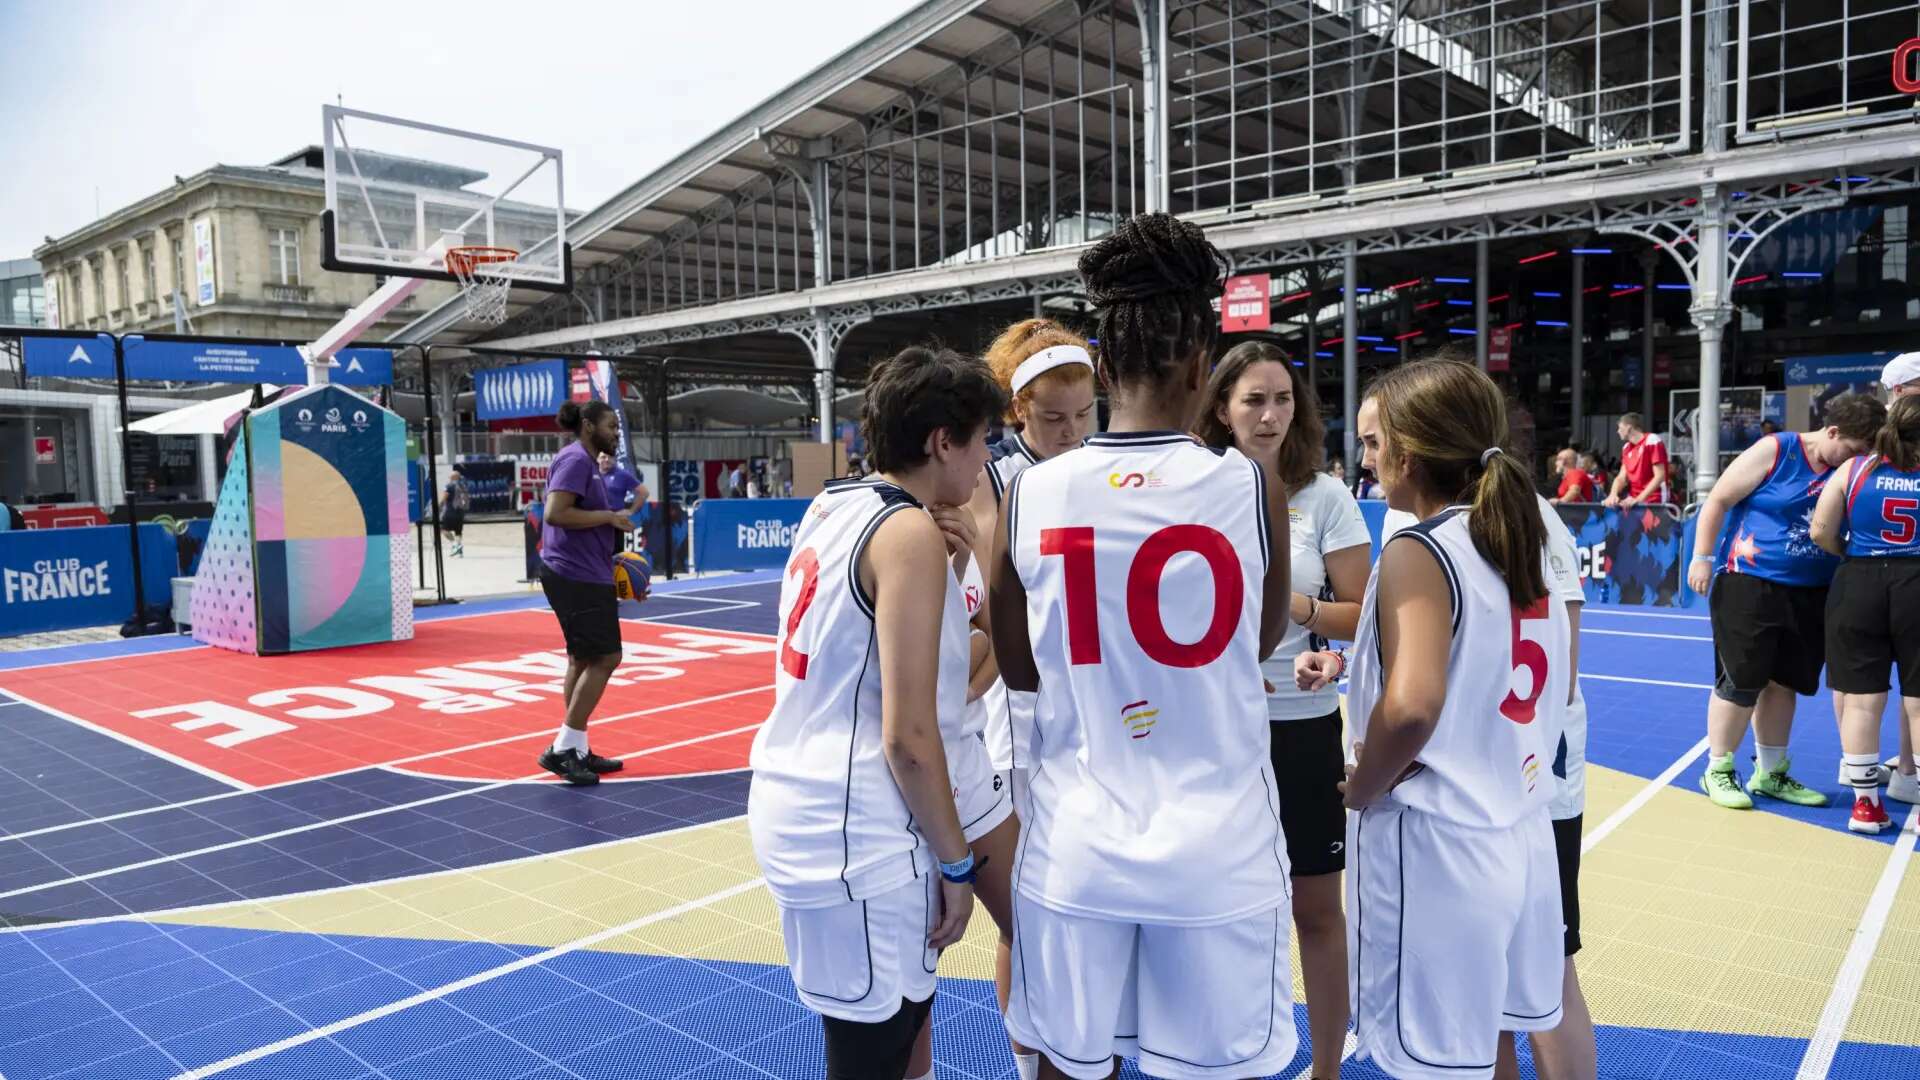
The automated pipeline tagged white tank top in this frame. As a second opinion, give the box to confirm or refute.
[748,477,973,907]
[956,557,988,740]
[1345,507,1565,830]
[981,431,1046,771]
[1009,431,1287,925]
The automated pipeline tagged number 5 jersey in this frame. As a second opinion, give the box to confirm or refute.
[1007,430,1287,925]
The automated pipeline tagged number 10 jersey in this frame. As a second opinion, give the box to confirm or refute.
[1008,431,1287,925]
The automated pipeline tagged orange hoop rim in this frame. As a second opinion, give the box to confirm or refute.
[444,246,520,276]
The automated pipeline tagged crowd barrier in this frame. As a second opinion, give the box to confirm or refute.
[690,498,808,573]
[0,523,184,636]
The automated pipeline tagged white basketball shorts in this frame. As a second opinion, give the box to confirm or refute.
[777,873,938,1024]
[1005,894,1298,1080]
[1348,805,1564,1080]
[950,734,1016,844]
[1549,691,1589,822]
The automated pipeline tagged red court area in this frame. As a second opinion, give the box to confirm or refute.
[0,613,776,788]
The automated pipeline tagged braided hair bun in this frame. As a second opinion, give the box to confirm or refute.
[1077,213,1226,388]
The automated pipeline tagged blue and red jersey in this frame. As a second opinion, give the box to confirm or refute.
[1715,433,1839,587]
[1843,454,1920,558]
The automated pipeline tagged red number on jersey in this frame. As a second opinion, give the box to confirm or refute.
[1041,524,1244,668]
[1883,497,1919,545]
[1500,597,1552,725]
[1040,527,1101,664]
[1127,525,1243,668]
[779,547,821,679]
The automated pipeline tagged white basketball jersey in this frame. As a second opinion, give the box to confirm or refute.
[1009,430,1287,925]
[1346,508,1566,830]
[981,431,1046,771]
[748,476,973,908]
[956,556,988,740]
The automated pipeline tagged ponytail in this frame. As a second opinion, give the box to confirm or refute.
[1877,395,1920,472]
[1471,450,1549,609]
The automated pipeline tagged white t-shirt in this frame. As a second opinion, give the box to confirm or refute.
[1262,473,1373,721]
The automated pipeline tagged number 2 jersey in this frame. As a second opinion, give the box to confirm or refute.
[1346,507,1567,829]
[747,477,973,908]
[1008,431,1287,925]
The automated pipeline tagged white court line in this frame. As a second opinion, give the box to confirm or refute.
[0,707,769,902]
[0,687,249,791]
[1582,736,1711,854]
[1290,1032,1359,1080]
[0,621,778,844]
[1581,672,1713,691]
[0,813,747,937]
[1795,805,1920,1080]
[1582,627,1711,642]
[169,876,767,1080]
[1581,608,1709,621]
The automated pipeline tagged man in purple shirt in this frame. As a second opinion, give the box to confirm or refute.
[538,399,636,785]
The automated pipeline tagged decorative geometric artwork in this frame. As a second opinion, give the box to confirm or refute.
[189,429,259,653]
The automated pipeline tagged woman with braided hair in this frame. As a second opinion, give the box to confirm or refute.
[989,213,1295,1080]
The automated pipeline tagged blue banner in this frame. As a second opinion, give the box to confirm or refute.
[1783,352,1894,387]
[0,524,178,636]
[20,333,114,378]
[474,358,568,420]
[119,336,392,385]
[691,498,807,572]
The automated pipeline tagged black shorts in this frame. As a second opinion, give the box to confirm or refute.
[1709,572,1828,699]
[539,564,621,660]
[1552,815,1582,956]
[441,508,466,533]
[1271,709,1348,877]
[821,993,933,1080]
[1826,558,1920,698]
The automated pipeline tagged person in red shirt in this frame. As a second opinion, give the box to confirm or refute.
[1605,413,1670,508]
[1551,447,1596,503]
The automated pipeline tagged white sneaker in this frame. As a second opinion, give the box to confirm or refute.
[1888,769,1920,805]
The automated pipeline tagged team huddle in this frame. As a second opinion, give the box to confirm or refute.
[746,213,1595,1080]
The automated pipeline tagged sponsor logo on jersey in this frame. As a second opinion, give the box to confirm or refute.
[1521,752,1541,793]
[1107,471,1166,489]
[1121,698,1159,739]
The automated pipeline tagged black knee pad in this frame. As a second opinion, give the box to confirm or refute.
[821,994,934,1080]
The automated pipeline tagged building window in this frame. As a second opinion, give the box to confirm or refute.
[268,226,301,286]
[142,243,157,303]
[115,254,130,312]
[91,263,105,319]
[170,235,185,300]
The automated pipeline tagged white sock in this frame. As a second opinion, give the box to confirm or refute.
[1755,743,1788,775]
[905,1071,933,1080]
[553,725,589,754]
[1846,753,1884,804]
[1014,1053,1040,1080]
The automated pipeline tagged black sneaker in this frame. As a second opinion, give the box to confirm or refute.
[539,748,600,786]
[580,750,624,775]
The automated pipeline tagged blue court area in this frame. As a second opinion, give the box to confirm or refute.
[1,577,1916,1079]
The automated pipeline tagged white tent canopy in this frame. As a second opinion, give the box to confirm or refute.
[126,386,281,436]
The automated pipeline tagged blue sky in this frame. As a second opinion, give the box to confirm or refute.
[0,0,920,259]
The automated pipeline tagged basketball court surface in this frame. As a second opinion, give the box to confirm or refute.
[1,574,1916,1079]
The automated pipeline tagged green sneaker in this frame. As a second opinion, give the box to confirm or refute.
[1747,757,1829,807]
[1701,760,1753,809]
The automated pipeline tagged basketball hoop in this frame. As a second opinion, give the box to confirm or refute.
[445,246,520,325]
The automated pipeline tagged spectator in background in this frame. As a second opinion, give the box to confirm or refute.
[440,468,470,557]
[727,462,746,498]
[1581,450,1609,495]
[1552,447,1598,504]
[598,452,641,510]
[746,469,763,499]
[1760,419,1781,436]
[1326,456,1347,484]
[1605,412,1670,508]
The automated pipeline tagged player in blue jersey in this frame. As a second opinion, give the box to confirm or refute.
[1686,395,1886,809]
[1812,394,1920,831]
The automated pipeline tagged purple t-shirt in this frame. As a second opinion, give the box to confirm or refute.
[541,442,615,584]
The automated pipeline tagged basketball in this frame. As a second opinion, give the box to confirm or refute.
[612,549,652,603]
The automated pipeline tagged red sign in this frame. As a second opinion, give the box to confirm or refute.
[33,436,54,464]
[1488,326,1512,372]
[1895,38,1920,94]
[1221,273,1272,333]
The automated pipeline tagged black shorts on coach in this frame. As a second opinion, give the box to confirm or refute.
[539,564,622,660]
[1825,558,1920,698]
[1271,709,1348,877]
[1708,571,1827,699]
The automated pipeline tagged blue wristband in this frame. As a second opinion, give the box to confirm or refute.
[938,850,976,884]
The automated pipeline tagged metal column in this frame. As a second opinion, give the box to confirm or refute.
[1570,254,1584,444]
[811,312,836,444]
[1690,188,1732,499]
[1474,239,1490,369]
[1132,0,1169,214]
[1342,244,1359,471]
[1641,248,1657,423]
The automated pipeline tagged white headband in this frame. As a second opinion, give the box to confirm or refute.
[1011,345,1094,395]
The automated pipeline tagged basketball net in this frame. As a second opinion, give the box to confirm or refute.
[445,246,519,326]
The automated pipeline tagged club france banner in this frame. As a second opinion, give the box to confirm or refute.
[691,498,807,572]
[0,523,178,636]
